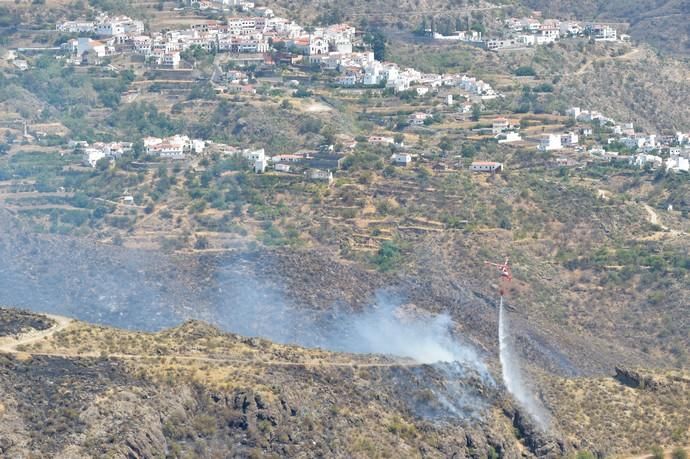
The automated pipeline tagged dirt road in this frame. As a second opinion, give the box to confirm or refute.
[0,314,418,369]
[0,314,73,354]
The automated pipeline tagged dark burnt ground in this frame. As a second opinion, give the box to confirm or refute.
[0,308,54,337]
[0,354,140,454]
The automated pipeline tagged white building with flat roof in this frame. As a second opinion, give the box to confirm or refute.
[470,161,503,173]
[539,134,562,151]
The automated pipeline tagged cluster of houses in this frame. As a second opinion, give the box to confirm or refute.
[627,147,690,173]
[55,9,498,99]
[330,51,498,98]
[229,146,346,184]
[58,12,356,69]
[486,15,625,51]
[556,106,690,173]
[430,30,483,43]
[71,135,205,166]
[188,0,261,11]
[143,135,206,159]
[481,106,688,175]
[69,140,133,167]
[58,14,144,36]
[491,118,523,143]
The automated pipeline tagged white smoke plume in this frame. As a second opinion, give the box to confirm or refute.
[499,297,551,430]
[341,294,492,379]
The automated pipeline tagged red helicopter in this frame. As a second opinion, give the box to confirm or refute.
[485,257,512,296]
[484,257,512,281]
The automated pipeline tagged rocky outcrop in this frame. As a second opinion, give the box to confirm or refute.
[614,366,663,391]
[504,403,567,458]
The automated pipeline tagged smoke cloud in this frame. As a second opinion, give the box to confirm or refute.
[208,268,495,420]
[0,230,495,421]
[210,269,490,376]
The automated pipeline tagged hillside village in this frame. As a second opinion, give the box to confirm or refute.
[4,4,688,180]
[0,0,689,458]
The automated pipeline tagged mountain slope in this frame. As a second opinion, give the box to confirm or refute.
[2,308,688,457]
[0,309,559,458]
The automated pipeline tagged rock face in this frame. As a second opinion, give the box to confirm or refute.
[506,405,567,458]
[615,366,663,391]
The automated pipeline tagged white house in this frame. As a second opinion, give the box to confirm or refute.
[83,148,107,167]
[470,161,503,173]
[539,134,562,151]
[590,24,617,42]
[144,135,200,159]
[13,60,28,71]
[189,139,205,154]
[392,153,412,166]
[162,51,181,69]
[57,20,96,34]
[622,123,635,136]
[70,37,112,60]
[81,141,132,167]
[254,158,267,173]
[631,153,663,169]
[95,15,144,37]
[498,132,522,143]
[492,117,515,134]
[309,37,329,55]
[308,169,334,184]
[242,148,265,162]
[666,154,690,173]
[560,21,583,36]
[561,132,579,146]
[274,163,291,172]
[621,136,646,150]
[409,112,433,126]
[368,136,395,145]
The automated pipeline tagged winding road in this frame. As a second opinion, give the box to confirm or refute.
[0,314,73,354]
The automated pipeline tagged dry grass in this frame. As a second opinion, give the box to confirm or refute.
[542,372,690,455]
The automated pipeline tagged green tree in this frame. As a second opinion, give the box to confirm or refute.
[515,66,537,77]
[321,125,337,145]
[364,29,386,61]
[438,136,453,153]
[461,143,477,158]
[373,240,402,272]
[471,104,481,122]
[672,448,688,459]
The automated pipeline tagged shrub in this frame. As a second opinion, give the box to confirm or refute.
[191,415,217,437]
[672,448,688,459]
[373,240,402,272]
[515,66,537,77]
[651,446,664,459]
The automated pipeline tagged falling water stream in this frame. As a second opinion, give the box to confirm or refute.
[499,296,550,430]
